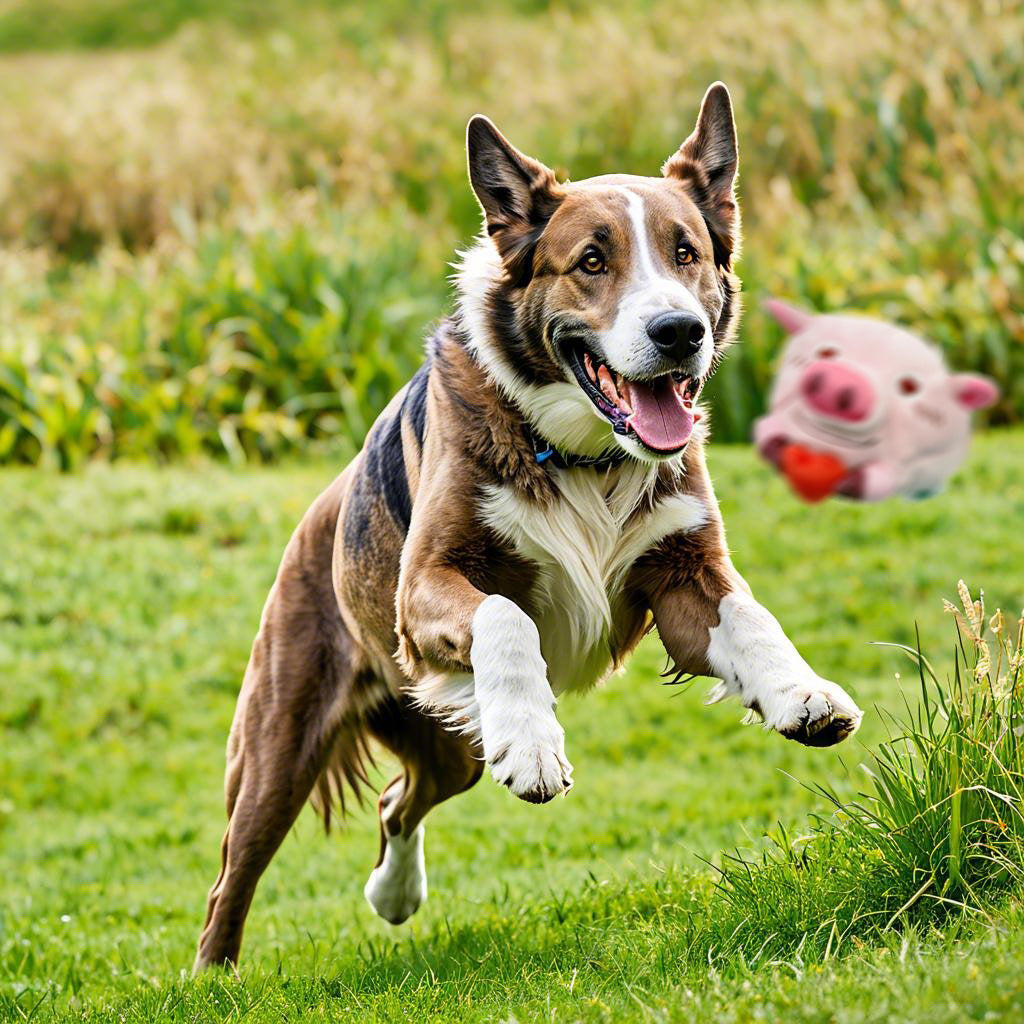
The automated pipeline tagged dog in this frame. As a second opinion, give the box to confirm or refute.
[193,82,863,971]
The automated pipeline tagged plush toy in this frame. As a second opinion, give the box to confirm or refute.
[753,300,999,502]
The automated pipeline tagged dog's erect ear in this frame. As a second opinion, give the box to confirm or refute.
[467,115,564,286]
[663,82,739,267]
[764,298,814,334]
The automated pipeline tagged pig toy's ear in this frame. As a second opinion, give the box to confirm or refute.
[764,298,814,334]
[952,373,999,411]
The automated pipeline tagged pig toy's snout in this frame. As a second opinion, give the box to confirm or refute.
[800,361,875,423]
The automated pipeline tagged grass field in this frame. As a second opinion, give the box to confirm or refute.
[3,432,1024,1021]
[2,2,1023,1018]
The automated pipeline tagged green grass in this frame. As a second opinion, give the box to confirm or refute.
[3,432,1024,1020]
[0,218,444,469]
[2,1,1022,1015]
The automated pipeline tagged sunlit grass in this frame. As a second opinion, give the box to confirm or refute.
[3,436,1024,1020]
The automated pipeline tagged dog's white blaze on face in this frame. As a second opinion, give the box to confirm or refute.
[455,177,724,464]
[364,825,427,925]
[597,189,714,382]
[705,591,863,739]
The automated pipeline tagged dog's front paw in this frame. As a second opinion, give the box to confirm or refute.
[766,679,863,747]
[485,719,574,803]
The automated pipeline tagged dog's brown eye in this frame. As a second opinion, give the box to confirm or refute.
[579,249,606,275]
[676,244,696,266]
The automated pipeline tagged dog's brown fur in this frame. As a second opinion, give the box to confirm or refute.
[194,330,734,969]
[194,84,858,971]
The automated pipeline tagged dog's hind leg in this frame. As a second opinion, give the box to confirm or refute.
[360,698,483,925]
[193,481,372,972]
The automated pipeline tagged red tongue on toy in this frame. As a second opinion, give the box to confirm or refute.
[623,377,696,453]
[780,444,849,503]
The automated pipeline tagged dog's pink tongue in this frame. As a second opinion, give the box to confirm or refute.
[624,377,695,452]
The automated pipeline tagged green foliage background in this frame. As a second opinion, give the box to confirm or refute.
[0,0,1021,467]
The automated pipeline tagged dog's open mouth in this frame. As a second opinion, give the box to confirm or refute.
[566,345,701,454]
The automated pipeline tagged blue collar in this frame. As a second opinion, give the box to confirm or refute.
[528,426,629,471]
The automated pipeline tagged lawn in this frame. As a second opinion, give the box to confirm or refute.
[3,431,1024,1022]
[1,0,1022,1018]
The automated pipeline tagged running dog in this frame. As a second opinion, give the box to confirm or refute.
[194,82,862,970]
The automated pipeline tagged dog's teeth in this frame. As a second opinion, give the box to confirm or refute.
[584,351,598,385]
[616,378,633,414]
[598,364,618,405]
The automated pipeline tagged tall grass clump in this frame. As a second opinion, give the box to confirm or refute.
[710,582,1024,963]
[0,210,450,468]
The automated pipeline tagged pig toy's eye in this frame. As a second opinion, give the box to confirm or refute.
[815,346,839,359]
[898,375,921,396]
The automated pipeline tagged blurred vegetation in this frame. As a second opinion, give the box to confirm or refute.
[0,0,1021,465]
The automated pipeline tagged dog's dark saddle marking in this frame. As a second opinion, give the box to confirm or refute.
[405,361,429,446]
[342,359,431,549]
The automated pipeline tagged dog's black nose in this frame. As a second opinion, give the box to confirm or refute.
[646,311,706,361]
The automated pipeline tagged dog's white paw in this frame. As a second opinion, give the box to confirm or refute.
[470,595,573,803]
[363,826,427,925]
[765,679,863,747]
[485,718,574,804]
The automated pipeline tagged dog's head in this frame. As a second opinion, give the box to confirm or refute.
[457,83,741,463]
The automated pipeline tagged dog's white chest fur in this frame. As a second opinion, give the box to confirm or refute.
[479,462,707,694]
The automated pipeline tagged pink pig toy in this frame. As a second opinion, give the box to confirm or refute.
[753,300,999,502]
